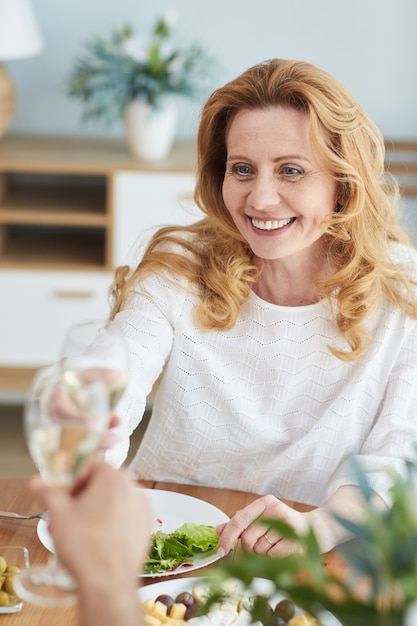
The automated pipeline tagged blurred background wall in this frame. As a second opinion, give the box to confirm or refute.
[5,0,417,143]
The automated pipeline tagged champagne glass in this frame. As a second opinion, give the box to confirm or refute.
[16,320,128,607]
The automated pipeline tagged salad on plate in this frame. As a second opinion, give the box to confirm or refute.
[144,523,220,575]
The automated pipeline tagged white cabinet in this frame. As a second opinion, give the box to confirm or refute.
[113,171,201,267]
[0,136,197,393]
[0,270,113,367]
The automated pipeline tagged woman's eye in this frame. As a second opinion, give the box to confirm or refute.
[282,166,303,176]
[232,164,251,176]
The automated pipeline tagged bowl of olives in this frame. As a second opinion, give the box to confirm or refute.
[0,546,30,613]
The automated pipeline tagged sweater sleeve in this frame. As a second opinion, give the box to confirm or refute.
[328,314,417,507]
[105,274,177,467]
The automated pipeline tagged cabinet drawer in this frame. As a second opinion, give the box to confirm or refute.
[0,270,113,366]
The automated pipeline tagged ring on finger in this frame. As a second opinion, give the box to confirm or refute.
[264,532,275,546]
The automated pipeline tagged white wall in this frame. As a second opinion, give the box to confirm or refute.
[5,0,417,142]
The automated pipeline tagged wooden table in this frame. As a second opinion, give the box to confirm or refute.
[0,477,345,626]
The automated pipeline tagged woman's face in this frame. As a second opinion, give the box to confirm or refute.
[222,106,338,264]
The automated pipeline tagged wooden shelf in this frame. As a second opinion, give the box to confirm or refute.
[0,226,106,270]
[0,366,37,393]
[0,134,196,174]
[0,164,111,269]
[0,135,196,271]
[0,185,108,226]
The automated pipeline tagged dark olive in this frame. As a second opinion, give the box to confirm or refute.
[185,603,199,620]
[274,599,295,622]
[261,602,286,626]
[263,615,286,626]
[155,594,175,610]
[175,591,196,608]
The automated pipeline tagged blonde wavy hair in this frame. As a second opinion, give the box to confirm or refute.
[111,58,417,361]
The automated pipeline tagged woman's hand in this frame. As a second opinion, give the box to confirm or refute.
[216,485,387,558]
[216,495,312,557]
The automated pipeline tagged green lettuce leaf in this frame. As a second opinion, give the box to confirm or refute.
[173,522,219,552]
[143,523,219,574]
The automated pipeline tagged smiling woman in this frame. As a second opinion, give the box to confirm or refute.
[61,57,417,563]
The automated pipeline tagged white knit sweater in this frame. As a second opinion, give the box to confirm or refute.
[107,248,417,507]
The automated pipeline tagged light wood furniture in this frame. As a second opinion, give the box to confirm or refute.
[0,135,199,395]
[384,140,417,197]
[0,477,346,626]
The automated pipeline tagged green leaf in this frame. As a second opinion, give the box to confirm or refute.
[143,523,219,574]
[173,522,219,552]
[259,517,302,542]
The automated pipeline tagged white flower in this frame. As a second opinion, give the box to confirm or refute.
[162,10,177,29]
[121,35,147,62]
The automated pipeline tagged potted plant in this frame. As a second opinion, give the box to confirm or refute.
[208,458,417,626]
[67,12,216,161]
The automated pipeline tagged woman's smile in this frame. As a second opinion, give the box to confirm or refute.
[251,216,296,232]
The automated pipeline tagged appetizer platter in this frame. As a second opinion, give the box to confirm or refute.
[138,577,341,626]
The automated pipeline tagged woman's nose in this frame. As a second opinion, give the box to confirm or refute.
[248,175,281,212]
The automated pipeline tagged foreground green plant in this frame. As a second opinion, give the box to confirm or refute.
[208,458,417,626]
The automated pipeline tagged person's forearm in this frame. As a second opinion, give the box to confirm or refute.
[77,571,142,626]
[305,485,387,553]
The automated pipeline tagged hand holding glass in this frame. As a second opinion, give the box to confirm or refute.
[16,321,128,606]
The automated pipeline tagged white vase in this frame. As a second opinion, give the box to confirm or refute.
[123,98,177,162]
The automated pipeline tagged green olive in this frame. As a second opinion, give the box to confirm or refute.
[0,557,7,575]
[0,590,10,606]
[3,575,17,596]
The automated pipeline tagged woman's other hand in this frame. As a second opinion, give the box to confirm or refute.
[216,485,382,558]
[216,494,311,557]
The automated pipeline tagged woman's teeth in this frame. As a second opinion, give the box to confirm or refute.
[251,217,294,231]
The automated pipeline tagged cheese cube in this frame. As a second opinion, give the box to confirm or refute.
[144,614,162,626]
[169,603,187,620]
[152,601,168,619]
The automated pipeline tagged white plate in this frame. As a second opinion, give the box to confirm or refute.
[37,488,229,578]
[138,577,341,625]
